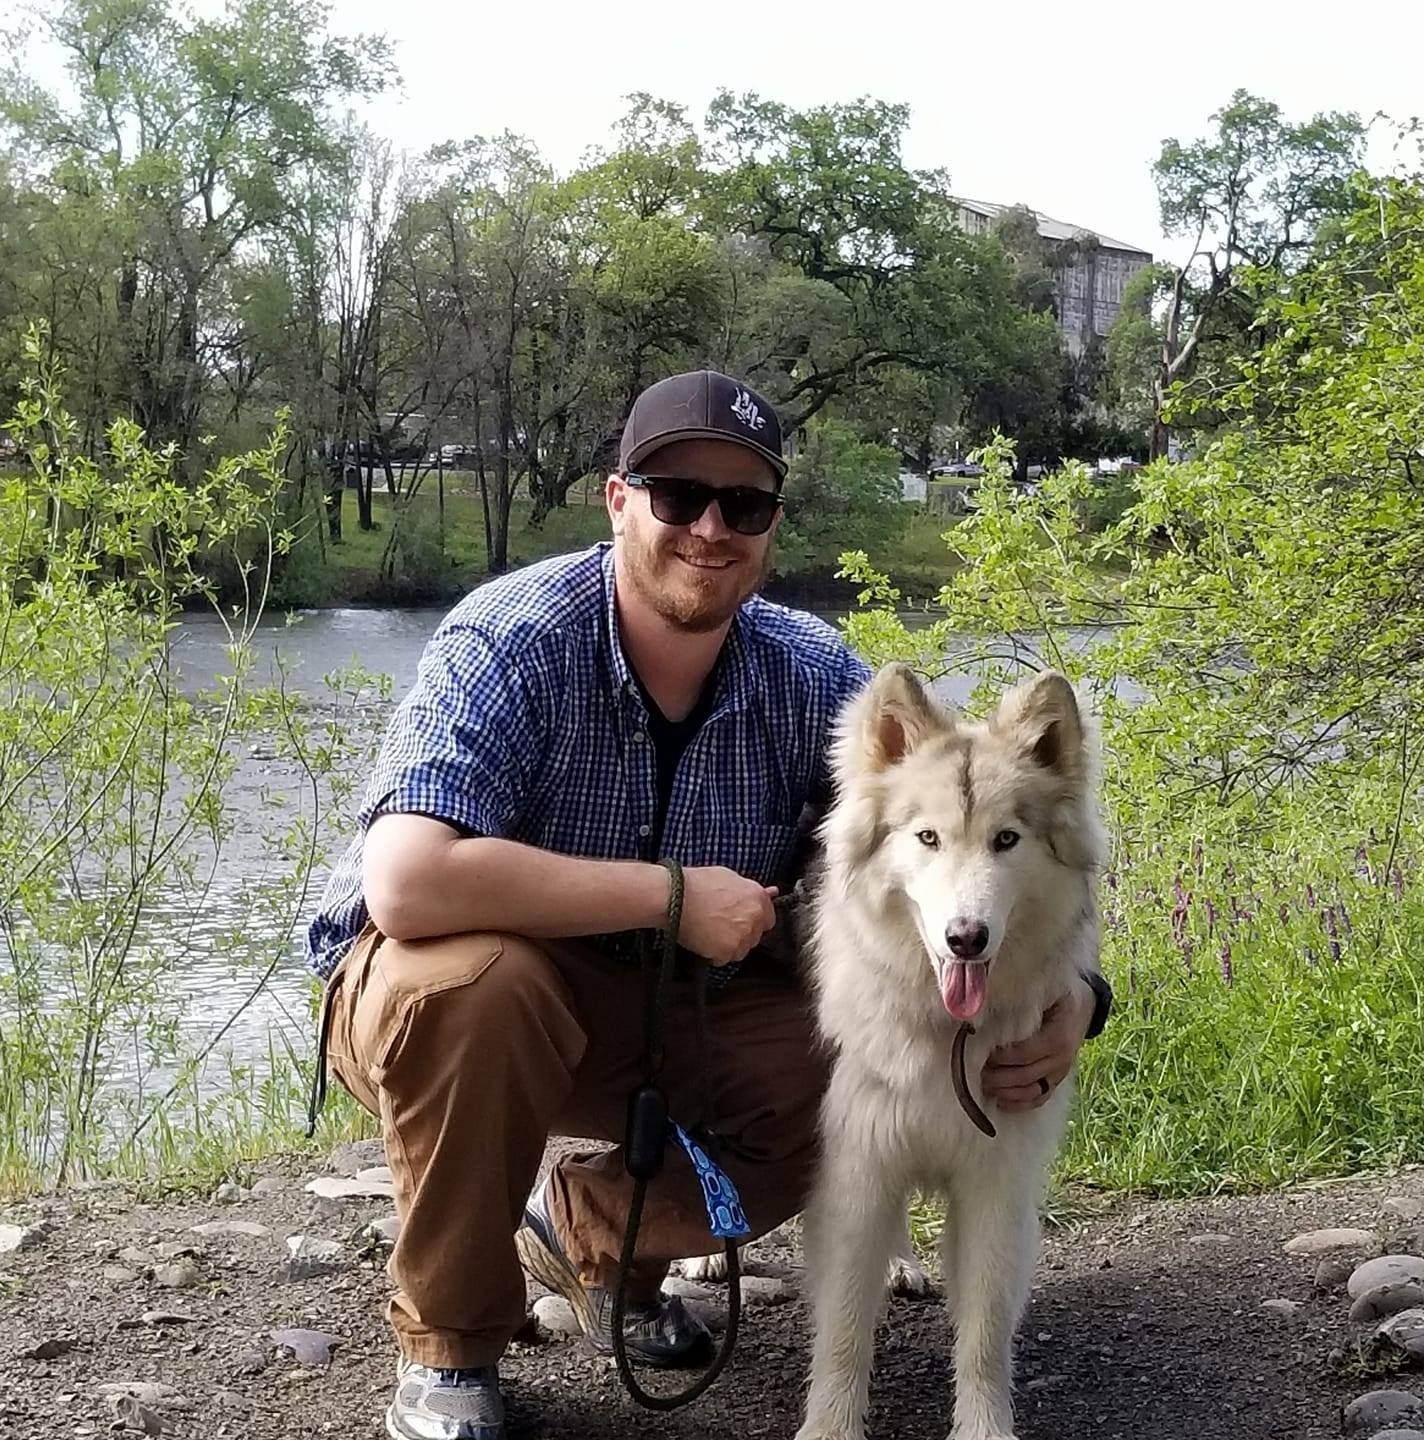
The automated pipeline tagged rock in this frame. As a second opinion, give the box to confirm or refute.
[153,1256,202,1289]
[363,1215,401,1247]
[0,1222,45,1254]
[269,1327,343,1366]
[1375,1309,1424,1364]
[233,1348,267,1377]
[109,1395,163,1435]
[532,1295,581,1337]
[213,1388,248,1409]
[282,1234,346,1280]
[140,1311,196,1327]
[326,1138,385,1177]
[20,1337,76,1360]
[95,1382,188,1409]
[738,1274,793,1305]
[103,1266,140,1284]
[1353,1284,1424,1323]
[1188,1232,1235,1246]
[249,1177,286,1197]
[1284,1227,1380,1258]
[1343,1390,1424,1435]
[153,1242,199,1260]
[190,1221,271,1239]
[1369,1431,1424,1439]
[1384,1198,1424,1224]
[1260,1297,1302,1320]
[1316,1258,1355,1293]
[661,1276,717,1303]
[1353,1257,1424,1299]
[116,1246,152,1269]
[304,1175,395,1201]
[212,1182,243,1206]
[355,1164,394,1185]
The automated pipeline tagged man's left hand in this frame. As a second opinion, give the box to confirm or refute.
[981,974,1096,1111]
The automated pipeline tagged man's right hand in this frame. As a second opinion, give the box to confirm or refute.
[678,866,778,967]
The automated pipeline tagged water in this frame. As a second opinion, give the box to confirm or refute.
[16,597,1129,1112]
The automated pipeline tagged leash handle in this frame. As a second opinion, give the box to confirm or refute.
[611,856,744,1410]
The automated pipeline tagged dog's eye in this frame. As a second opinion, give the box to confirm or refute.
[915,829,939,848]
[993,829,1020,852]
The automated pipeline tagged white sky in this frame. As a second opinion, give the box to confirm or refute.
[20,0,1424,265]
[335,0,1421,264]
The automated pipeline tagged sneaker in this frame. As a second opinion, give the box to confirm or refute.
[515,1179,712,1368]
[386,1358,506,1440]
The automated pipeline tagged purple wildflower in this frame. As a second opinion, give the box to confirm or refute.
[1279,903,1290,926]
[1219,941,1234,986]
[1204,897,1218,933]
[1306,883,1317,909]
[1322,907,1342,963]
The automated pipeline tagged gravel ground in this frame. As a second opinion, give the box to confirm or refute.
[2,1148,1423,1440]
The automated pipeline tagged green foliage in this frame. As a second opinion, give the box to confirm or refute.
[0,327,377,1189]
[837,169,1424,1191]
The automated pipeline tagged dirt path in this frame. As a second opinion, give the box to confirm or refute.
[2,1149,1422,1440]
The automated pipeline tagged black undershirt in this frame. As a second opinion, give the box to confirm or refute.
[630,658,720,851]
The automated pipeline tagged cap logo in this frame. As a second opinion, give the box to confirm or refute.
[730,388,767,432]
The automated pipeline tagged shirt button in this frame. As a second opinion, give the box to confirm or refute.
[632,730,645,744]
[638,824,651,837]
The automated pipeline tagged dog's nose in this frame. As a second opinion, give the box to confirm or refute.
[945,921,989,959]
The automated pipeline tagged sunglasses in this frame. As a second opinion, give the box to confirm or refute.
[623,473,784,536]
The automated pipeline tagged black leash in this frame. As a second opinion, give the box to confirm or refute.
[610,857,743,1409]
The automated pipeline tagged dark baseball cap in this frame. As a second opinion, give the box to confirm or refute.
[618,370,786,481]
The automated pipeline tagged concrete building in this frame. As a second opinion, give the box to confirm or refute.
[953,198,1153,357]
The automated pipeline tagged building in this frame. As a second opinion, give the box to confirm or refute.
[953,198,1153,357]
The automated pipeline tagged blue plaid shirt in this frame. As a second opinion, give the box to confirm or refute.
[304,542,871,981]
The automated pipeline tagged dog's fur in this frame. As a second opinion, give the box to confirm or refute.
[792,663,1105,1440]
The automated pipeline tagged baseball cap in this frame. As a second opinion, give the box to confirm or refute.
[618,370,787,482]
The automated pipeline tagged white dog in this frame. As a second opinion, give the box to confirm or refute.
[793,662,1105,1440]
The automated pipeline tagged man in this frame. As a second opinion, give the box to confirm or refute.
[305,370,1108,1440]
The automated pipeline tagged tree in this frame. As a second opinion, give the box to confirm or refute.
[1147,89,1366,458]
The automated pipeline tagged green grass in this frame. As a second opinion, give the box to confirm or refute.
[273,479,965,608]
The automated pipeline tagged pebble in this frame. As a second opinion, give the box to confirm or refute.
[327,1138,386,1177]
[1316,1258,1354,1293]
[738,1274,794,1305]
[269,1327,343,1366]
[109,1395,163,1435]
[1375,1309,1424,1363]
[1384,1198,1424,1223]
[304,1175,395,1201]
[1260,1298,1302,1320]
[153,1242,200,1260]
[661,1276,717,1303]
[282,1234,346,1280]
[233,1348,268,1376]
[364,1215,401,1247]
[1370,1432,1424,1439]
[153,1257,202,1289]
[1343,1391,1424,1435]
[103,1265,140,1284]
[0,1221,46,1254]
[212,1183,243,1205]
[20,1337,77,1360]
[1353,1256,1424,1299]
[190,1220,271,1239]
[213,1388,248,1409]
[356,1164,394,1185]
[533,1296,581,1336]
[117,1246,152,1269]
[249,1176,287,1197]
[1352,1284,1424,1323]
[1284,1227,1380,1258]
[95,1382,188,1409]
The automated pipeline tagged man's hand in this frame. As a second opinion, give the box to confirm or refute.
[679,866,778,967]
[982,973,1096,1111]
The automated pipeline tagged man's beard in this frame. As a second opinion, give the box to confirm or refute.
[619,530,771,634]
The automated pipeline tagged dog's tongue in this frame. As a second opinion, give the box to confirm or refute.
[942,961,988,1021]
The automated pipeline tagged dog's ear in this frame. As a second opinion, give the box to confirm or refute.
[860,662,950,771]
[992,670,1086,782]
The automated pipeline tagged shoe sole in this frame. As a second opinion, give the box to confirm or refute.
[514,1218,600,1343]
[386,1400,505,1440]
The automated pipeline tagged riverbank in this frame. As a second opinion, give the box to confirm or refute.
[3,1142,1422,1438]
[264,486,963,611]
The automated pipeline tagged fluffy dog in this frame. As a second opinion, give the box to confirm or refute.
[793,663,1104,1440]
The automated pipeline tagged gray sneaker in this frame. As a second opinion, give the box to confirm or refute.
[514,1179,712,1368]
[386,1359,506,1440]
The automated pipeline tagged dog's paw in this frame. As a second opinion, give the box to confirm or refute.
[886,1252,935,1298]
[676,1251,729,1283]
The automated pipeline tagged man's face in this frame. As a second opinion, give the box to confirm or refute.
[607,438,782,634]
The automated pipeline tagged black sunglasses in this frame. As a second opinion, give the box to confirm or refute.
[623,473,784,536]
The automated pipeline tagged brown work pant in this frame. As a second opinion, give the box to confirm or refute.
[322,924,828,1368]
